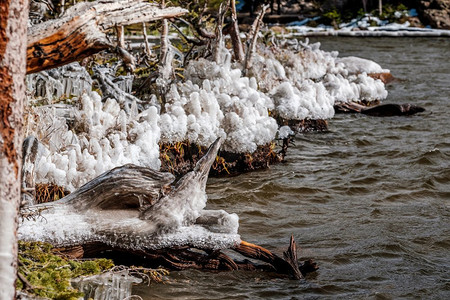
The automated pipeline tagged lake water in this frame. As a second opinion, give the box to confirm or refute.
[135,37,450,299]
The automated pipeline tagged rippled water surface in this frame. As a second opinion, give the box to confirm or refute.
[136,37,450,299]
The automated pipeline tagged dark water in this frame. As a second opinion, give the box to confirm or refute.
[136,37,450,299]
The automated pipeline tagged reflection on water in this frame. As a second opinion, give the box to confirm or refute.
[136,37,450,299]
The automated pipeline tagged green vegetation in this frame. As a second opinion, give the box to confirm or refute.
[321,3,410,28]
[379,4,409,23]
[323,8,342,28]
[17,241,114,300]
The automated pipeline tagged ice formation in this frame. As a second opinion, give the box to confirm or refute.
[336,56,390,74]
[270,80,334,120]
[251,39,388,120]
[26,92,161,191]
[20,34,394,254]
[25,39,389,191]
[27,63,92,101]
[285,10,450,37]
[19,139,241,250]
[72,270,142,300]
[278,125,294,139]
[18,204,241,250]
[160,50,278,153]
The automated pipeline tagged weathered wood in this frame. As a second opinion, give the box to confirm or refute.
[53,239,309,277]
[19,137,317,278]
[0,0,28,297]
[334,101,425,116]
[362,103,426,116]
[142,22,152,58]
[27,0,187,74]
[368,72,395,84]
[19,138,238,247]
[283,235,303,280]
[233,238,305,279]
[63,163,174,212]
[244,4,269,72]
[229,0,245,63]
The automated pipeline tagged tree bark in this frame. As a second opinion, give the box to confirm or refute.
[0,0,29,298]
[26,0,187,74]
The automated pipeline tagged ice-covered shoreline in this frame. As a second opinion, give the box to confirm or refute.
[283,26,450,37]
[280,10,450,37]
[25,39,390,192]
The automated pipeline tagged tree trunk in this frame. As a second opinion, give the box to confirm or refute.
[0,0,29,298]
[26,0,187,74]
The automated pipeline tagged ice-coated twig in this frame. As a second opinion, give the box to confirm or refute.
[92,66,146,113]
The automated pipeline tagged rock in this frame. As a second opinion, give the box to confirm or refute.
[423,9,450,29]
[407,16,425,28]
[420,0,450,29]
[368,72,395,84]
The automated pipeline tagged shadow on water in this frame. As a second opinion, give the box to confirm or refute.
[136,37,450,299]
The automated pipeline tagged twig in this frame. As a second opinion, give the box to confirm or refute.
[141,22,152,57]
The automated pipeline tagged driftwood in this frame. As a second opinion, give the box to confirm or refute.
[53,237,317,279]
[233,237,306,279]
[334,101,426,116]
[27,0,187,74]
[367,72,395,84]
[229,0,245,63]
[19,138,316,279]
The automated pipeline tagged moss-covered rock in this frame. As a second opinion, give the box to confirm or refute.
[17,241,114,300]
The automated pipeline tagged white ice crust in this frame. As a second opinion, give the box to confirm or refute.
[27,92,161,192]
[18,205,241,250]
[336,56,390,74]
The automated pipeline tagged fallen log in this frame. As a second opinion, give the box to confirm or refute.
[334,101,425,116]
[361,103,426,117]
[27,0,187,74]
[52,238,317,279]
[19,138,317,278]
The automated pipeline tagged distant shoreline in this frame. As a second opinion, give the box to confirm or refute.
[281,28,450,37]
